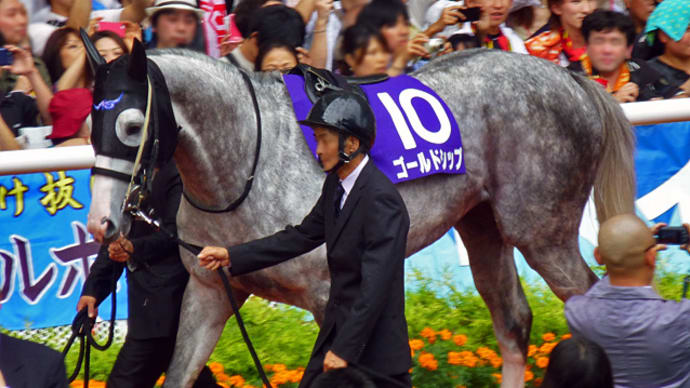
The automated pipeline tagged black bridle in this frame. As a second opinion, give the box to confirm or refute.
[115,67,272,387]
[181,68,262,213]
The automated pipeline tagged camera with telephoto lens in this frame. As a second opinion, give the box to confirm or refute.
[655,226,689,245]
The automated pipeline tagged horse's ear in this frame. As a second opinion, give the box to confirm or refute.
[128,38,148,83]
[80,28,105,74]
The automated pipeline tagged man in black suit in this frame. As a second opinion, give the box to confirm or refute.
[0,332,68,388]
[78,161,218,388]
[198,91,412,388]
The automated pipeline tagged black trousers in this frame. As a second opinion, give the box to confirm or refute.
[107,336,219,388]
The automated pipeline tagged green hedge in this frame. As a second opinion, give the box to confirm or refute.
[24,264,689,386]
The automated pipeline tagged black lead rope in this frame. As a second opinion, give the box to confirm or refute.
[63,270,118,387]
[131,210,273,388]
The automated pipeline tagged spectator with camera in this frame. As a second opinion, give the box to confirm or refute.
[565,214,690,387]
[643,0,690,99]
[572,9,662,102]
[28,0,150,57]
[0,0,52,92]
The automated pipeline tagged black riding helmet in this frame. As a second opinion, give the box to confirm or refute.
[298,91,376,163]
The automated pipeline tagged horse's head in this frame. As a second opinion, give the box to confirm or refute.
[83,31,178,243]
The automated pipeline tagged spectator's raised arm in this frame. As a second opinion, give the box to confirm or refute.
[307,0,332,68]
[4,44,54,124]
[0,114,21,150]
[65,0,92,29]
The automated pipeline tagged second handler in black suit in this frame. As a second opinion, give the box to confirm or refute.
[198,91,412,388]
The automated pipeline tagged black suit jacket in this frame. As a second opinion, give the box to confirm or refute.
[229,160,411,378]
[82,161,189,339]
[0,333,68,388]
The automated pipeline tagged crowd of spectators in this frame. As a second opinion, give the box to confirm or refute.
[0,0,687,150]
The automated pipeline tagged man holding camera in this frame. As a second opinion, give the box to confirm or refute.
[565,214,690,386]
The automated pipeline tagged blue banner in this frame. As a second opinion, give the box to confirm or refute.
[0,170,128,330]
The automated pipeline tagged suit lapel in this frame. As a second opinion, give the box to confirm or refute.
[326,161,373,248]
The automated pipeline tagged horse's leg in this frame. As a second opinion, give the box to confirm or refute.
[517,229,598,301]
[163,271,248,388]
[456,202,531,388]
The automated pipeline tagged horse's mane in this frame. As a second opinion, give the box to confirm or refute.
[147,48,284,88]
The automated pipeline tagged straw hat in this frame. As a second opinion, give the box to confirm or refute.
[145,0,205,19]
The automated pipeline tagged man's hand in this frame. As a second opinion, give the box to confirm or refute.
[323,350,347,371]
[198,246,231,270]
[613,82,639,103]
[682,223,690,255]
[108,235,133,263]
[76,295,98,318]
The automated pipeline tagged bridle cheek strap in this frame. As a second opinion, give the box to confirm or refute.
[120,77,154,213]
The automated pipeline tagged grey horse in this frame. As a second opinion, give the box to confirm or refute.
[85,45,635,387]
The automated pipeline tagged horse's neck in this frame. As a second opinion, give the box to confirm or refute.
[152,54,321,212]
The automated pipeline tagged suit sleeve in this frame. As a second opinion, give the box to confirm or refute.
[330,189,409,363]
[130,167,183,265]
[81,245,125,305]
[228,181,328,276]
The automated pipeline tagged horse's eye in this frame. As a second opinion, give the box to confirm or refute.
[126,125,141,136]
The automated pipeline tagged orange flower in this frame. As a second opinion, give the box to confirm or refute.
[541,332,556,342]
[561,333,572,340]
[418,352,438,371]
[539,342,558,355]
[209,362,225,374]
[88,381,105,388]
[70,381,85,388]
[420,327,437,344]
[439,329,452,340]
[476,347,498,360]
[525,370,534,382]
[228,375,246,387]
[409,339,425,350]
[452,334,467,347]
[536,356,549,369]
[218,383,230,388]
[155,375,166,387]
[447,351,462,365]
[216,373,231,383]
[527,344,538,357]
[272,364,287,372]
[492,373,502,384]
[534,377,544,386]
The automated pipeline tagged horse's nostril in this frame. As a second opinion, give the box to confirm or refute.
[102,217,119,243]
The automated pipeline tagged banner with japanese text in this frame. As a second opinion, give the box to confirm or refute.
[0,169,128,330]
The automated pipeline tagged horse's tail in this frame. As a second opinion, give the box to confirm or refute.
[570,72,636,222]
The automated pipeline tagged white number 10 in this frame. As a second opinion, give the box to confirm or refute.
[377,88,452,150]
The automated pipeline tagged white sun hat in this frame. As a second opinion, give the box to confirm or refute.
[145,0,205,19]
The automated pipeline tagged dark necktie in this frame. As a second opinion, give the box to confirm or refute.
[334,182,345,218]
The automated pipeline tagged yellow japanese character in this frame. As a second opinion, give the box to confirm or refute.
[39,171,83,215]
[0,177,29,216]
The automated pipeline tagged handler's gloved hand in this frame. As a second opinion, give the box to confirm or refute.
[198,246,231,270]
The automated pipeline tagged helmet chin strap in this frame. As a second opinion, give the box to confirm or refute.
[326,133,365,174]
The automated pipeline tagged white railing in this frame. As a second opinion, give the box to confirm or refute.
[1,98,690,176]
